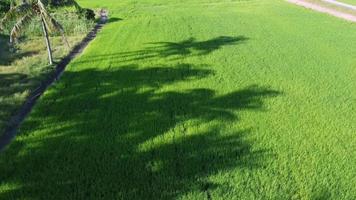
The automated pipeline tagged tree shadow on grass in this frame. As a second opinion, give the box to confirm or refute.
[0,34,39,66]
[0,64,280,199]
[75,36,248,64]
[107,17,123,23]
[149,36,248,57]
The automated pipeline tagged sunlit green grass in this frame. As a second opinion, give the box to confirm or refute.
[1,0,356,199]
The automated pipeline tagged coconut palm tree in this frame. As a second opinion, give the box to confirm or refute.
[0,0,68,64]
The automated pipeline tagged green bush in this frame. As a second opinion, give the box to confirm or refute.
[0,0,10,17]
[77,8,95,21]
[42,0,76,7]
[42,0,96,21]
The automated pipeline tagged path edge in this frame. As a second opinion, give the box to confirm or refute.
[287,0,356,22]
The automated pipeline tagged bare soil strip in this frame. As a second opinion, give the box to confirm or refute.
[322,0,356,10]
[288,0,356,22]
[0,14,108,151]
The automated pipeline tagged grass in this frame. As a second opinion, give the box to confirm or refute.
[0,35,85,135]
[1,0,356,199]
[0,8,94,135]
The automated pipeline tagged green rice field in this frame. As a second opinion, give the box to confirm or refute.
[0,0,355,199]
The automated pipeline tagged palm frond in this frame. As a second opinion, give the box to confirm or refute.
[36,0,46,12]
[44,13,70,48]
[10,13,34,43]
[36,0,58,32]
[42,13,64,33]
[0,3,32,29]
[36,0,70,48]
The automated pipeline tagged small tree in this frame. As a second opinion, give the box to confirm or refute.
[0,0,68,64]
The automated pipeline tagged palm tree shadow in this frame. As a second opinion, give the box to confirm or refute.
[0,34,39,66]
[149,36,248,57]
[74,36,248,64]
[0,63,281,199]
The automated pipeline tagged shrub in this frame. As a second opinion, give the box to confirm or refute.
[41,0,96,21]
[0,0,10,17]
[77,8,95,21]
[42,0,75,7]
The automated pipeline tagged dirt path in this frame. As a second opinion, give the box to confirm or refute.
[288,0,356,22]
[322,0,356,11]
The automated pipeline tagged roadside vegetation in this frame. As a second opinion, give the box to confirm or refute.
[0,0,95,135]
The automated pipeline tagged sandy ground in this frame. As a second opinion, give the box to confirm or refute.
[288,0,356,22]
[322,0,356,10]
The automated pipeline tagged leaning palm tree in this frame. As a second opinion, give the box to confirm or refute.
[0,0,68,64]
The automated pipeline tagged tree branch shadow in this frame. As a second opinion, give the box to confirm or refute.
[0,34,39,66]
[74,36,248,64]
[0,63,281,199]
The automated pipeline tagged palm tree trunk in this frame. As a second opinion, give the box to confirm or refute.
[41,17,53,65]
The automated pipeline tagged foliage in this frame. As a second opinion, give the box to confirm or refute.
[1,10,94,37]
[76,7,94,20]
[0,0,66,44]
[41,0,96,21]
[0,0,10,17]
[0,35,84,134]
[43,0,79,7]
[0,0,93,129]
